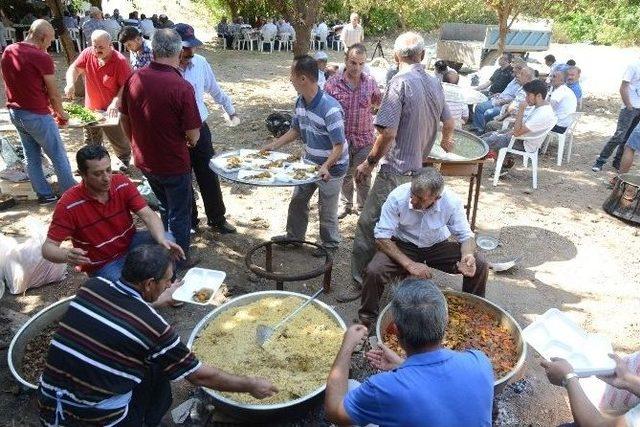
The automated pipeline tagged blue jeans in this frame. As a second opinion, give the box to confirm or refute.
[143,172,192,264]
[9,108,77,198]
[91,230,174,282]
[472,100,502,131]
[595,107,640,168]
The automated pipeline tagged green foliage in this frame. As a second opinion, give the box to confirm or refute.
[364,8,400,35]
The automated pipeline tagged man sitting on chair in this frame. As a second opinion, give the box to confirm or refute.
[548,68,577,134]
[481,79,557,171]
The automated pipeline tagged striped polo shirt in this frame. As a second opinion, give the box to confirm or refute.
[37,277,201,426]
[375,63,451,175]
[291,89,349,177]
[47,174,148,274]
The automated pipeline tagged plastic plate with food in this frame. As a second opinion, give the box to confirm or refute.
[172,268,226,306]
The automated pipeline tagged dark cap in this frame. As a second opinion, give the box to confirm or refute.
[174,23,202,48]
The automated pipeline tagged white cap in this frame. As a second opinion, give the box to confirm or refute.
[314,51,328,61]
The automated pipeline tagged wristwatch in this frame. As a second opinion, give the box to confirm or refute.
[561,372,579,387]
[366,155,378,166]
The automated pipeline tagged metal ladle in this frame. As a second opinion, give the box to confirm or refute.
[256,288,324,347]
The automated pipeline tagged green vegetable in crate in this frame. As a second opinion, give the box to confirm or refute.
[63,102,99,123]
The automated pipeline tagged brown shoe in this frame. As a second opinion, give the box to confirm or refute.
[335,280,363,303]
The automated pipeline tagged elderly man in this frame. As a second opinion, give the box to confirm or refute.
[326,279,494,426]
[341,12,364,51]
[175,23,238,234]
[593,58,640,172]
[325,43,382,219]
[81,6,105,42]
[1,20,76,204]
[103,12,122,41]
[356,168,488,325]
[38,244,277,426]
[343,32,455,302]
[567,66,583,102]
[443,70,469,127]
[314,50,329,89]
[485,66,536,131]
[542,354,640,427]
[42,145,183,282]
[264,55,348,254]
[548,68,577,134]
[139,13,155,38]
[472,56,526,132]
[260,18,277,51]
[120,29,202,268]
[65,29,132,170]
[475,52,514,95]
[119,25,152,70]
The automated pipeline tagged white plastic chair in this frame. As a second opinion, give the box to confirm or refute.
[277,33,292,51]
[5,27,16,44]
[315,33,328,50]
[541,112,583,166]
[331,35,342,51]
[260,34,275,53]
[492,122,557,190]
[67,28,81,51]
[217,35,227,49]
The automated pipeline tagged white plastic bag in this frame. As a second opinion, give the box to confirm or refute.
[2,220,67,294]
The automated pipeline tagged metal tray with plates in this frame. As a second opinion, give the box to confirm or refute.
[210,150,321,187]
[187,290,346,422]
[428,128,489,163]
[376,290,526,394]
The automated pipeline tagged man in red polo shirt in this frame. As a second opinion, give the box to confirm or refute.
[42,145,185,283]
[120,28,202,267]
[64,29,132,170]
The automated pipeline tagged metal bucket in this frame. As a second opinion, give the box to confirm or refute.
[375,290,526,394]
[187,290,347,421]
[7,296,73,390]
[603,173,640,224]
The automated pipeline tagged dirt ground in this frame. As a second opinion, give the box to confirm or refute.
[1,33,640,426]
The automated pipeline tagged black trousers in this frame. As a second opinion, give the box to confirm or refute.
[117,363,172,426]
[191,122,227,227]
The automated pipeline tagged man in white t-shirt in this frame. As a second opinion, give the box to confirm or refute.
[481,79,557,169]
[341,13,364,51]
[548,68,577,133]
[593,59,640,172]
[260,18,277,51]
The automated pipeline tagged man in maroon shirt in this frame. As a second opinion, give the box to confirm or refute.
[41,145,185,283]
[65,29,132,170]
[0,20,76,204]
[120,28,202,268]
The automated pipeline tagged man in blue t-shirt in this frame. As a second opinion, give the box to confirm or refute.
[265,55,348,253]
[325,278,495,427]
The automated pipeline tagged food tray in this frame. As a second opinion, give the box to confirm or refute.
[210,150,321,187]
[522,308,615,377]
[237,169,275,184]
[172,268,226,306]
[427,128,489,163]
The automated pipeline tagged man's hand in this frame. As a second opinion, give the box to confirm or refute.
[262,139,276,152]
[154,279,183,307]
[518,100,528,111]
[64,84,75,99]
[457,254,476,277]
[541,357,574,387]
[342,324,368,352]
[355,160,374,184]
[318,164,331,181]
[66,247,91,265]
[405,261,431,279]
[597,354,634,391]
[441,136,454,153]
[366,343,404,371]
[160,239,186,261]
[106,100,119,119]
[248,377,279,399]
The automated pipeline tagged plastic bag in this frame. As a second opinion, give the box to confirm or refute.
[2,220,67,294]
[137,178,160,208]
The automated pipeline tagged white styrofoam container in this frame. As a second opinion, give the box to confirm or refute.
[522,308,615,377]
[172,268,226,306]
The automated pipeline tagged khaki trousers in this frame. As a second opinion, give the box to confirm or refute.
[84,124,131,163]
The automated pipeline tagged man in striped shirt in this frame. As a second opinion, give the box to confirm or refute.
[42,145,185,283]
[264,55,348,253]
[38,244,277,426]
[341,32,455,303]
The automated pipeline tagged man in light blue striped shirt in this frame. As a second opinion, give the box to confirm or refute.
[265,55,348,252]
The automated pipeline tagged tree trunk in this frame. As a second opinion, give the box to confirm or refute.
[292,18,312,56]
[497,8,508,55]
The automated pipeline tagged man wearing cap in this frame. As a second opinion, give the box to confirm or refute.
[119,26,152,70]
[175,23,238,234]
[315,51,329,90]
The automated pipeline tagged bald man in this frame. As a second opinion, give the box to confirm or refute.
[0,20,76,204]
[65,30,132,170]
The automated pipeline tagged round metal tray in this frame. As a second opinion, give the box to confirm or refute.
[427,128,490,163]
[8,296,73,390]
[187,290,346,421]
[375,290,526,394]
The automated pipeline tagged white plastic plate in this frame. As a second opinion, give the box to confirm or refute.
[522,308,616,377]
[172,268,226,305]
[211,153,248,172]
[237,169,275,184]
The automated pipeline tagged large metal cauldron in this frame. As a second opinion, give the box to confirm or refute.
[8,296,73,390]
[187,290,347,421]
[376,290,526,394]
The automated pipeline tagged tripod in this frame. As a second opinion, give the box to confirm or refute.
[371,39,384,60]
